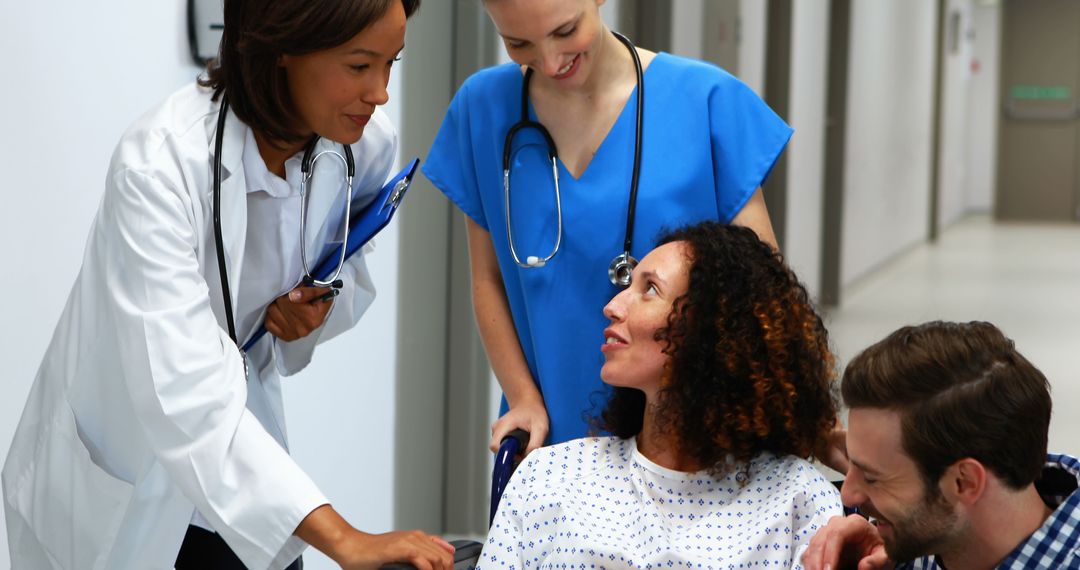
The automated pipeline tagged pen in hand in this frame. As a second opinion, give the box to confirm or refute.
[315,289,340,303]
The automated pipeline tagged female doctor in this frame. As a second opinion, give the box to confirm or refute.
[1,0,454,569]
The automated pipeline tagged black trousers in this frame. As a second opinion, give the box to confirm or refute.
[175,525,303,570]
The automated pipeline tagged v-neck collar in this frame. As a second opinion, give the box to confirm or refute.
[525,52,666,183]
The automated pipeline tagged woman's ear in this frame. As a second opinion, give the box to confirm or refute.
[942,458,987,506]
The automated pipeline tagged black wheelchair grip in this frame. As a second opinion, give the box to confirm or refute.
[505,429,530,449]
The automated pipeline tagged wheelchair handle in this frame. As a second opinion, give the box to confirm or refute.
[380,432,530,570]
[504,429,530,451]
[379,539,482,569]
[490,429,529,526]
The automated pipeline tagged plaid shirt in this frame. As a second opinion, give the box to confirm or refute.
[897,453,1080,569]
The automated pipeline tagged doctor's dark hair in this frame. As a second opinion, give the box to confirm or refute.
[199,0,420,146]
[842,321,1052,492]
[598,222,839,476]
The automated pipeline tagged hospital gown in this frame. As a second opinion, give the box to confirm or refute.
[480,437,841,570]
[423,53,792,445]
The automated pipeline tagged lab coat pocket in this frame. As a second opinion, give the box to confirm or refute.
[7,405,135,570]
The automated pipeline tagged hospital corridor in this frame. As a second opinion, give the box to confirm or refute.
[2,0,1079,568]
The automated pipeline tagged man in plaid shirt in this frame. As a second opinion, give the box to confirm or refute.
[802,321,1079,570]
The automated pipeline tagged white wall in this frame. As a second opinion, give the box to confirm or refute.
[737,0,769,95]
[965,4,1000,213]
[0,1,200,565]
[670,0,706,59]
[841,1,939,287]
[935,0,1001,223]
[601,0,621,31]
[0,1,403,568]
[937,0,977,228]
[784,0,831,300]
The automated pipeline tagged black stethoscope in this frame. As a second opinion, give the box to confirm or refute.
[502,31,644,287]
[212,94,355,345]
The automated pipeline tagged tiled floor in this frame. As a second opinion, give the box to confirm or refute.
[823,215,1080,457]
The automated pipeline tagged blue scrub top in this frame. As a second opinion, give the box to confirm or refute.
[423,53,792,445]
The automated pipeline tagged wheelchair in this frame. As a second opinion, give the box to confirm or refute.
[382,430,529,570]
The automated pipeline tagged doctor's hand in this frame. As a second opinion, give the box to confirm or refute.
[343,530,455,570]
[801,514,893,570]
[265,285,337,342]
[490,394,548,455]
[296,505,454,570]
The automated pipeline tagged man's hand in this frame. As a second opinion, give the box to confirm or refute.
[265,286,338,342]
[817,425,850,475]
[802,514,893,570]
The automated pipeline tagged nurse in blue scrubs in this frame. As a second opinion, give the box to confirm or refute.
[422,0,788,454]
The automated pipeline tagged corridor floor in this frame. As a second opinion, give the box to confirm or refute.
[824,215,1080,457]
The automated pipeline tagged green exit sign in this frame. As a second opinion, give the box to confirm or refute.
[1010,85,1072,100]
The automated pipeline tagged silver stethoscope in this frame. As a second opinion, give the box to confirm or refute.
[212,94,355,344]
[502,31,644,287]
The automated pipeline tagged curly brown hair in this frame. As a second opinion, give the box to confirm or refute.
[599,222,838,474]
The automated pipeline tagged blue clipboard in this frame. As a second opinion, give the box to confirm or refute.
[241,158,420,352]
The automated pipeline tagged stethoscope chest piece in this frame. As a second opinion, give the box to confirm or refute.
[608,252,638,288]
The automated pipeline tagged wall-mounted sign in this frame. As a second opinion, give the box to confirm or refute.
[1010,85,1072,101]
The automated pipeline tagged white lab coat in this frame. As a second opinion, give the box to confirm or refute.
[2,83,396,569]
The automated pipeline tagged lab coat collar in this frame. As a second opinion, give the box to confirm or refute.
[205,97,244,188]
[240,128,299,198]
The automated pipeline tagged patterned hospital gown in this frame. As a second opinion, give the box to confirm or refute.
[480,437,841,570]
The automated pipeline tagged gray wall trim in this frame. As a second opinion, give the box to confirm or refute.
[618,0,673,52]
[441,209,494,535]
[394,0,456,532]
[396,0,501,535]
[702,1,740,73]
[928,0,946,241]
[442,0,498,537]
[820,0,851,307]
[764,0,792,249]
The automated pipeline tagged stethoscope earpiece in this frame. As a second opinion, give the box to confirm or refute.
[212,95,354,349]
[608,252,638,288]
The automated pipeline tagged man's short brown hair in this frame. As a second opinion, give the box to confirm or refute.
[842,321,1051,490]
[199,0,420,146]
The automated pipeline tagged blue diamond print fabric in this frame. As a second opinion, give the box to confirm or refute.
[480,437,841,569]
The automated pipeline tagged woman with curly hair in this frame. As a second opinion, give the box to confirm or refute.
[479,221,842,569]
